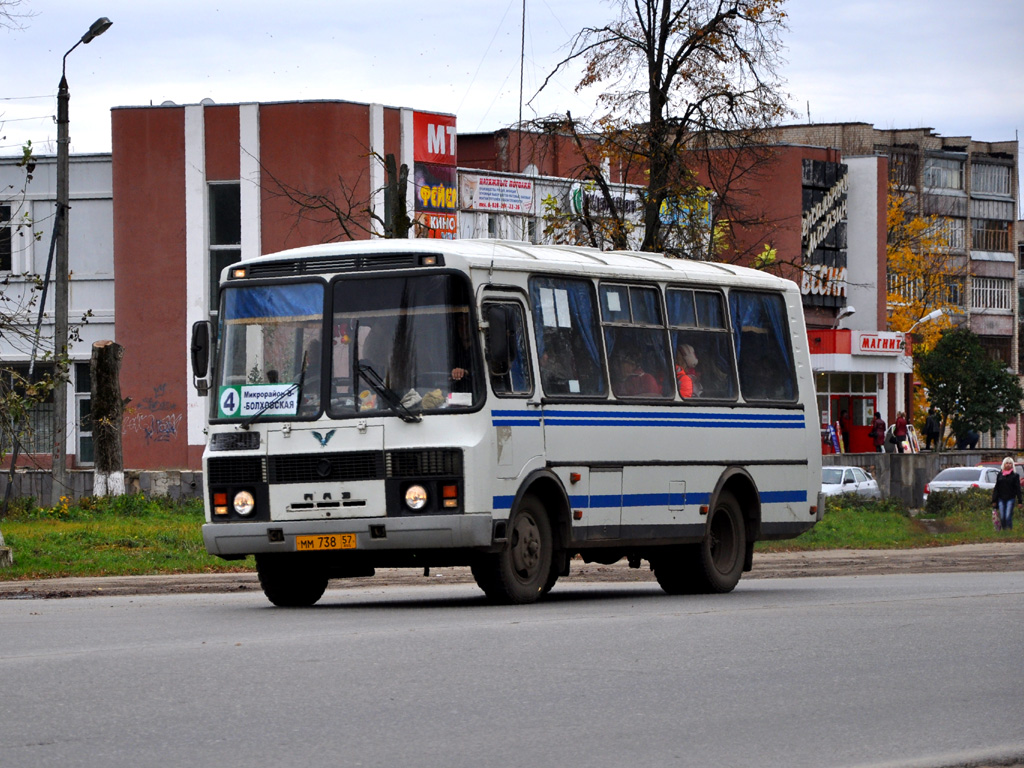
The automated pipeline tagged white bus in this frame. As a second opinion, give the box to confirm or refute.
[191,239,823,606]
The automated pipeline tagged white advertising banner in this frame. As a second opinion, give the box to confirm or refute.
[461,175,534,212]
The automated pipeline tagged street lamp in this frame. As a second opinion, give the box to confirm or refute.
[833,305,856,328]
[907,307,947,334]
[53,16,112,505]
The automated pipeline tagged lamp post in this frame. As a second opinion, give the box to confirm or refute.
[907,307,947,334]
[833,305,856,329]
[903,307,947,433]
[52,17,112,505]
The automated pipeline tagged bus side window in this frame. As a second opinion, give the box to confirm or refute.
[666,287,738,401]
[484,302,533,397]
[729,291,798,402]
[529,276,607,397]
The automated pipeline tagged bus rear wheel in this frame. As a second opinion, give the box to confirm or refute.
[256,553,328,607]
[654,491,746,595]
[472,494,552,604]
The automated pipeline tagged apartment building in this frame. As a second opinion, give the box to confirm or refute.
[773,123,1020,447]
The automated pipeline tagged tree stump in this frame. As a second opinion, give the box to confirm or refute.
[91,340,125,496]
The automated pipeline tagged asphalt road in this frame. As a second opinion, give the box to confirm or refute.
[2,571,1023,768]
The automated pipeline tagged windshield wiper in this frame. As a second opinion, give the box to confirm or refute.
[356,362,421,423]
[239,354,308,430]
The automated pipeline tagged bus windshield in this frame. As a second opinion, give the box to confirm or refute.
[215,281,325,421]
[328,273,480,417]
[214,274,481,422]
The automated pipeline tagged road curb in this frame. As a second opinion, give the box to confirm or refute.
[1,542,1022,600]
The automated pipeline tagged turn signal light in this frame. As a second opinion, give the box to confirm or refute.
[442,484,458,508]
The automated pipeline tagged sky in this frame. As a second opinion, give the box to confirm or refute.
[1,0,1022,158]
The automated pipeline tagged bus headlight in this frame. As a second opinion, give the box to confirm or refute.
[404,485,428,511]
[233,490,256,516]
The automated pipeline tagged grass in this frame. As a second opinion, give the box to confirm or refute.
[0,494,253,581]
[757,489,1024,552]
[0,490,1021,580]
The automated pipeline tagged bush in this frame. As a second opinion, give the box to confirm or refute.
[826,493,909,516]
[2,493,203,522]
[924,488,990,519]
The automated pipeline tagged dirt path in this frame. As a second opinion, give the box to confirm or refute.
[1,542,1022,600]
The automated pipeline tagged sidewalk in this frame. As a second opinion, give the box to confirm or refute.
[1,542,1021,600]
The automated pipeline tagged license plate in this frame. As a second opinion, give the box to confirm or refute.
[295,534,356,551]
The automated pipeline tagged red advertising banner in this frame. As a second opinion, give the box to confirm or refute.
[415,212,458,239]
[414,112,457,166]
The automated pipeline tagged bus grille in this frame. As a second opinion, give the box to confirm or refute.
[269,451,385,483]
[386,449,462,477]
[207,456,265,484]
[210,432,261,451]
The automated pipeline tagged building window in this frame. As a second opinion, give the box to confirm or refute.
[972,219,1011,252]
[971,277,1013,311]
[940,217,966,251]
[75,362,93,465]
[0,204,11,272]
[209,182,241,312]
[923,157,964,190]
[885,147,919,190]
[978,335,1012,367]
[0,364,54,454]
[945,276,965,307]
[971,163,1012,196]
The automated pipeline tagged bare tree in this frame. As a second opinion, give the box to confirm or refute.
[0,0,34,31]
[535,0,791,255]
[261,151,415,244]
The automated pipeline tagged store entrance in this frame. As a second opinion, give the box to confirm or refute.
[829,394,877,453]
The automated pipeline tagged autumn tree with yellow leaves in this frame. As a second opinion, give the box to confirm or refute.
[885,184,961,350]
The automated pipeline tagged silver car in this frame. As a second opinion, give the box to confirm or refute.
[821,465,882,499]
[922,466,999,504]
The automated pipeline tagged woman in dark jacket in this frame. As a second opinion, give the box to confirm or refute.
[991,457,1022,531]
[870,412,886,453]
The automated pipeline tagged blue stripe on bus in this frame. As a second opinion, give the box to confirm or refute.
[492,489,807,510]
[490,409,804,429]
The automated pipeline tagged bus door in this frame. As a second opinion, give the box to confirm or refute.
[481,296,544,481]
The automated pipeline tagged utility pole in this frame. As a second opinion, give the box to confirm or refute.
[51,17,112,506]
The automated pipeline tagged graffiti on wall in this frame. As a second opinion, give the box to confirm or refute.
[123,383,183,444]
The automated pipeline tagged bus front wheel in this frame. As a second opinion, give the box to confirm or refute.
[654,491,746,595]
[256,553,329,607]
[472,494,553,604]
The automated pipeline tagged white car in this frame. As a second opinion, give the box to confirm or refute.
[821,465,882,499]
[922,466,999,504]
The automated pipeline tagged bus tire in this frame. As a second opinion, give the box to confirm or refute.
[472,494,552,604]
[256,554,328,607]
[654,491,746,595]
[693,490,746,593]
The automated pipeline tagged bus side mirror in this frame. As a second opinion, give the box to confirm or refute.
[191,320,213,396]
[484,305,511,377]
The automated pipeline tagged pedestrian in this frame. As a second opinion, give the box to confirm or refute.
[839,409,852,453]
[893,411,908,453]
[991,456,1021,531]
[870,411,886,453]
[923,407,940,451]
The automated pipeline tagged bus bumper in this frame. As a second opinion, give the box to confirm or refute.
[202,513,496,558]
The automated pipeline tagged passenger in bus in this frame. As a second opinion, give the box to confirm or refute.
[675,343,701,398]
[449,311,474,392]
[612,351,661,397]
